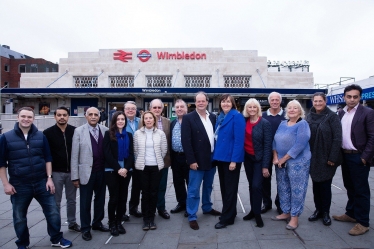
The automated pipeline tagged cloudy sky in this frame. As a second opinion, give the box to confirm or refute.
[1,0,373,85]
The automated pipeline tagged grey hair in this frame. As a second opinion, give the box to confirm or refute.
[124,101,137,108]
[150,99,164,110]
[268,92,282,103]
[175,99,187,108]
[284,100,305,119]
[85,107,101,117]
[194,91,209,102]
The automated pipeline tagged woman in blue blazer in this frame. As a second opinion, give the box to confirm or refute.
[242,98,272,228]
[213,94,245,229]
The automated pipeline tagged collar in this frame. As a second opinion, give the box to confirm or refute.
[267,108,283,116]
[196,110,210,118]
[343,103,359,113]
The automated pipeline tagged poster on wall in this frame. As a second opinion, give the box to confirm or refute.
[39,103,50,115]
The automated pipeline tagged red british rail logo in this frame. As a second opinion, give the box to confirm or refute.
[113,50,132,62]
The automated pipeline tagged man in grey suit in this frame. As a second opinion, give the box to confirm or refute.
[71,107,109,241]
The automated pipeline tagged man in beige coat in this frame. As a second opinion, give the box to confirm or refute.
[139,99,171,219]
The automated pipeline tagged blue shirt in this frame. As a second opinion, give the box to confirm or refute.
[172,120,183,152]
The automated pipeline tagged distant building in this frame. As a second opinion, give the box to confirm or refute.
[0,45,58,88]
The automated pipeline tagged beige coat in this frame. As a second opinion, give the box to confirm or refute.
[133,127,167,170]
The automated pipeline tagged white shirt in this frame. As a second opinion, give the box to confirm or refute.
[341,104,358,150]
[144,128,157,166]
[267,108,283,116]
[197,110,215,153]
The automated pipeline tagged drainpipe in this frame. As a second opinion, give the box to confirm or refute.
[172,69,179,88]
[46,69,69,88]
[256,69,267,88]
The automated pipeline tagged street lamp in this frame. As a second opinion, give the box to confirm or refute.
[0,85,8,117]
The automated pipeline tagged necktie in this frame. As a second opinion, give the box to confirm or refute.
[92,128,98,142]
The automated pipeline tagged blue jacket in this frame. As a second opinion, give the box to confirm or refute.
[126,117,140,135]
[0,123,52,184]
[213,109,245,163]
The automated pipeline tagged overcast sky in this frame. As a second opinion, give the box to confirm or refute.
[1,0,373,86]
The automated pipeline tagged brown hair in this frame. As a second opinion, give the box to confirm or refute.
[218,94,237,113]
[109,111,127,141]
[141,111,157,129]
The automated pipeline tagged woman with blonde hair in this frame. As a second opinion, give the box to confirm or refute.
[241,98,272,228]
[271,100,311,230]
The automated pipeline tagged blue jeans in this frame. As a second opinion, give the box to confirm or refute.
[187,167,216,221]
[11,178,62,248]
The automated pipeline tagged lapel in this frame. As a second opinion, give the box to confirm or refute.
[193,110,210,141]
[351,105,363,131]
[84,123,93,154]
[219,110,235,128]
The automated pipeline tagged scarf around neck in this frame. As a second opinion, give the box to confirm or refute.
[116,129,130,161]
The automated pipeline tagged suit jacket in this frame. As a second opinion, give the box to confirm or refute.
[139,116,171,167]
[339,104,374,164]
[103,130,134,171]
[126,117,140,135]
[181,110,216,171]
[213,109,245,163]
[70,123,109,185]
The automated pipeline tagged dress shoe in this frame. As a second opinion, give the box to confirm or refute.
[68,222,81,232]
[261,205,272,214]
[109,222,119,237]
[308,210,323,221]
[184,211,189,217]
[243,211,255,221]
[203,209,221,216]
[82,231,92,241]
[117,224,126,234]
[322,212,331,226]
[92,224,110,232]
[122,214,130,222]
[348,223,369,236]
[170,204,186,213]
[158,210,171,219]
[215,222,227,229]
[130,210,143,218]
[149,221,157,230]
[189,220,199,230]
[332,214,356,223]
[142,221,150,231]
[255,214,264,228]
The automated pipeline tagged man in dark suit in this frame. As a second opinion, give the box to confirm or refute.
[332,84,374,236]
[181,91,221,230]
[170,99,189,215]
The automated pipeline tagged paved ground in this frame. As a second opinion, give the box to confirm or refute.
[0,167,373,249]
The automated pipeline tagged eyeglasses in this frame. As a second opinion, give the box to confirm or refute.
[152,106,162,109]
[125,108,136,111]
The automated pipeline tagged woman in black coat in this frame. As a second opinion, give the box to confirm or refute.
[104,111,134,236]
[306,92,342,226]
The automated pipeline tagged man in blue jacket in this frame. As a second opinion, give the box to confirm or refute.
[0,107,72,249]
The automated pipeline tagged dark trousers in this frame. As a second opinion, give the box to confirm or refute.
[129,169,141,212]
[11,179,62,248]
[79,170,106,232]
[262,161,280,209]
[157,167,168,211]
[171,152,189,206]
[341,153,370,227]
[244,153,263,215]
[139,166,161,221]
[105,171,131,223]
[312,178,333,213]
[217,161,241,224]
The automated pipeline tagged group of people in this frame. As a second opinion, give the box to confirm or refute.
[0,84,373,249]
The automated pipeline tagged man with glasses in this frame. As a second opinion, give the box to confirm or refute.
[124,101,142,219]
[140,99,171,220]
[333,84,374,236]
[71,107,109,241]
[43,106,80,232]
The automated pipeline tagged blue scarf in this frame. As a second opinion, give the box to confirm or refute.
[215,112,226,140]
[116,130,130,161]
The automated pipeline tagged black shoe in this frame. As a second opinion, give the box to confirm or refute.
[308,210,323,222]
[142,221,150,231]
[149,221,157,230]
[322,212,332,226]
[203,209,221,216]
[214,222,227,229]
[92,224,110,232]
[184,211,189,217]
[255,214,264,228]
[158,210,170,219]
[261,205,272,214]
[130,210,143,218]
[122,214,130,222]
[109,223,119,237]
[82,231,92,241]
[243,211,255,221]
[117,223,126,234]
[68,222,81,232]
[170,204,186,213]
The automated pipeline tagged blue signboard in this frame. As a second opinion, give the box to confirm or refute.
[327,86,374,105]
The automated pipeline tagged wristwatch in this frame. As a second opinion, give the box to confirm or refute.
[47,175,53,178]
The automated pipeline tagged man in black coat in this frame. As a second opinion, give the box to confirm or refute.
[181,92,221,230]
[43,106,80,232]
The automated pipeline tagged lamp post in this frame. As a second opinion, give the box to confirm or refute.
[0,85,7,134]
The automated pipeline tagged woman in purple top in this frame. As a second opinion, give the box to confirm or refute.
[271,100,311,230]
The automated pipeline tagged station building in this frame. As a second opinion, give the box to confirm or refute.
[1,47,322,118]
